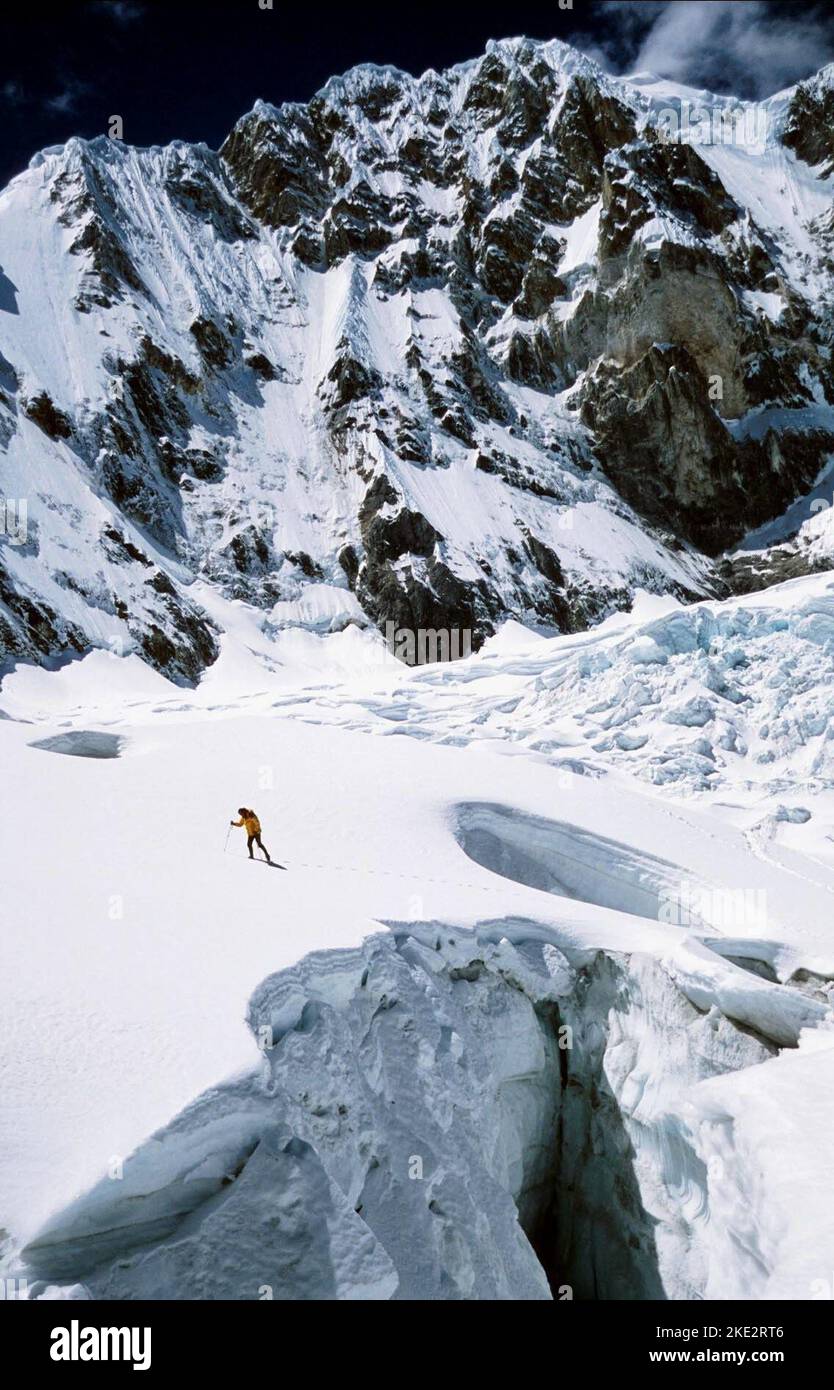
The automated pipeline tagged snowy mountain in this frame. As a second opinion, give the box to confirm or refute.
[3,37,834,683]
[5,37,834,1308]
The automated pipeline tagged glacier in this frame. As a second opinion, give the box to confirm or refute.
[4,33,834,1303]
[3,575,834,1299]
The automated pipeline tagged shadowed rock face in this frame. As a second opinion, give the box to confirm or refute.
[600,140,741,263]
[580,346,831,555]
[2,39,834,682]
[21,390,73,440]
[782,72,834,176]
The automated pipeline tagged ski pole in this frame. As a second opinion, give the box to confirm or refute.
[223,824,232,855]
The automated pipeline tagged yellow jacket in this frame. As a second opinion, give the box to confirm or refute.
[233,812,261,836]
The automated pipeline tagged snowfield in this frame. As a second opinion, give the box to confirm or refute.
[3,573,834,1299]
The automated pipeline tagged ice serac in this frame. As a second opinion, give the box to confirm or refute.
[21,914,818,1302]
[4,39,834,681]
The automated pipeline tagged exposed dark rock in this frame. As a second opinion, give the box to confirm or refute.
[718,547,834,595]
[523,533,565,587]
[245,352,278,381]
[782,78,834,175]
[321,347,382,410]
[393,412,431,464]
[136,336,200,394]
[363,506,440,565]
[323,181,396,266]
[357,556,495,661]
[476,205,540,302]
[22,391,73,440]
[51,163,145,309]
[285,551,324,579]
[514,254,567,320]
[338,544,360,586]
[350,470,500,657]
[226,527,271,574]
[137,614,218,686]
[359,474,399,524]
[506,328,562,390]
[163,155,256,242]
[545,74,637,218]
[190,316,234,370]
[449,334,512,424]
[101,527,153,568]
[582,345,834,553]
[0,560,87,665]
[180,448,225,483]
[220,107,331,230]
[600,142,739,264]
[744,349,816,411]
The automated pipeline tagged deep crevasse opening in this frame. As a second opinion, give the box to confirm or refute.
[17,918,776,1301]
[455,800,691,922]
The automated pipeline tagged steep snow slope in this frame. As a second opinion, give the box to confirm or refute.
[2,572,834,1300]
[3,38,834,686]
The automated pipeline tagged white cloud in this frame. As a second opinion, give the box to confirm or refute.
[581,0,834,97]
[45,79,89,115]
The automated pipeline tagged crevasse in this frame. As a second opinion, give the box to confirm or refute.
[19,919,779,1301]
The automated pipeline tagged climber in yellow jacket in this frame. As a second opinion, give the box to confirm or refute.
[231,807,272,863]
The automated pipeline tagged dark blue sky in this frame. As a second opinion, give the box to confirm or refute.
[0,0,587,188]
[0,1,830,190]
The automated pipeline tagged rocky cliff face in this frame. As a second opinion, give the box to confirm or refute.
[2,39,834,681]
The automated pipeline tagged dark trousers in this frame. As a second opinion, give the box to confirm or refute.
[247,833,270,861]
